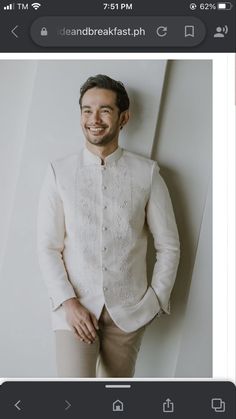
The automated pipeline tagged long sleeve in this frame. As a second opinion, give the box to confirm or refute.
[37,164,77,311]
[146,162,180,314]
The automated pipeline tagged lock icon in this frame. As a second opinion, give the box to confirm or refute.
[40,27,48,36]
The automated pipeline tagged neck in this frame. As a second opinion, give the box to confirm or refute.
[85,140,119,163]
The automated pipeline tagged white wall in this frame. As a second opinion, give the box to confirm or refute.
[0,59,212,378]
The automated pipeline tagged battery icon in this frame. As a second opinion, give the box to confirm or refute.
[217,2,233,9]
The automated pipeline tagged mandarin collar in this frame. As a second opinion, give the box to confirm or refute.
[83,146,123,166]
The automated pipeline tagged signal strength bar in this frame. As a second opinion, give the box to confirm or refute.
[4,3,15,10]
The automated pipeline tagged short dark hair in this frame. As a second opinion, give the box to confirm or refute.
[79,74,130,113]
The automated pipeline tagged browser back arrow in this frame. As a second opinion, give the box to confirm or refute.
[14,400,22,411]
[11,25,19,38]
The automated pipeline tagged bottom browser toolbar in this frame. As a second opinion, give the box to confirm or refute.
[0,381,235,419]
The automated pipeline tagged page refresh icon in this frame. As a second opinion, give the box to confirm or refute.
[156,26,168,37]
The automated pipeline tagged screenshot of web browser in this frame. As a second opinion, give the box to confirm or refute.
[0,1,235,418]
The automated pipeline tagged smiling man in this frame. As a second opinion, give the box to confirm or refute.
[37,74,180,378]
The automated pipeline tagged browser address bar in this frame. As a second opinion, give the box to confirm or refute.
[30,16,206,47]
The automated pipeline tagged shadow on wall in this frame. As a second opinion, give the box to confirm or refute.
[141,59,213,377]
[147,62,197,323]
[121,87,145,148]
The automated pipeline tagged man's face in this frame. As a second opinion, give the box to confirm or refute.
[80,87,127,147]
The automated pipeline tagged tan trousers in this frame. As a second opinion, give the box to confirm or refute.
[54,306,145,378]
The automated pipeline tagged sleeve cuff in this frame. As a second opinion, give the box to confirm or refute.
[49,285,77,311]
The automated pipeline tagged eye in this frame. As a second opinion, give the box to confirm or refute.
[83,109,92,114]
[102,109,110,114]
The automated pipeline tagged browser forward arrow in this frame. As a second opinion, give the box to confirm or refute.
[65,400,71,410]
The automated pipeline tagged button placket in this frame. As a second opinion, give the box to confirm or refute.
[101,166,108,232]
[101,166,109,292]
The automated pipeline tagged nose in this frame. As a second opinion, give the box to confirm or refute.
[90,110,102,125]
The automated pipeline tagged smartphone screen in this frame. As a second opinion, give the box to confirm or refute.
[0,1,235,418]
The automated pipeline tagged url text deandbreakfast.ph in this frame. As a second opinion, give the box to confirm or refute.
[57,26,146,38]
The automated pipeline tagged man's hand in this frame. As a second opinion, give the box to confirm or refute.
[63,298,99,344]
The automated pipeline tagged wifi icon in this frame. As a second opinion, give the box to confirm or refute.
[31,2,41,10]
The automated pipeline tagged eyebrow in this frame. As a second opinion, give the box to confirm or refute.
[81,105,114,110]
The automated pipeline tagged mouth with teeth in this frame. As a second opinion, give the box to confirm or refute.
[87,126,107,135]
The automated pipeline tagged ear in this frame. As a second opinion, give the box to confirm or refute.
[119,110,130,130]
